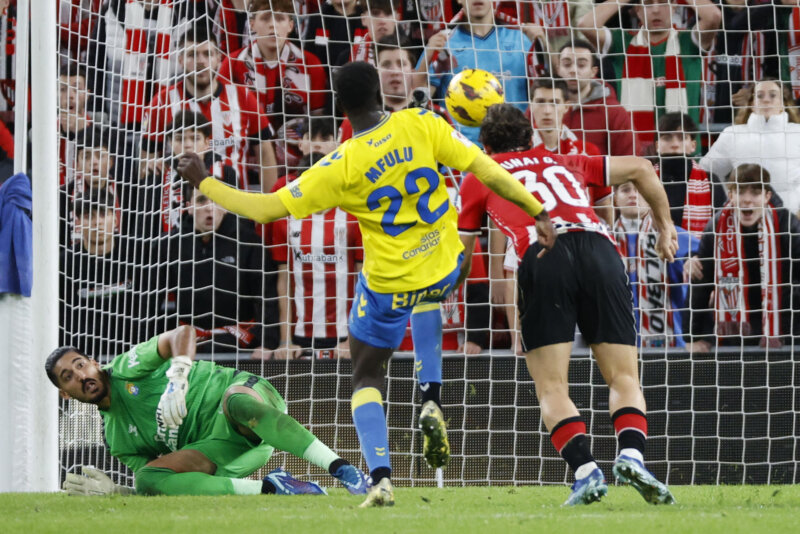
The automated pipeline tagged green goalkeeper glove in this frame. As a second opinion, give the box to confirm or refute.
[62,466,135,496]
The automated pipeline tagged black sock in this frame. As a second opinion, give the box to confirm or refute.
[420,382,441,407]
[561,435,595,474]
[262,479,276,494]
[370,467,391,484]
[328,458,348,476]
[612,407,647,455]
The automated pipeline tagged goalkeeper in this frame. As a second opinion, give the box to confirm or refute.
[46,325,367,496]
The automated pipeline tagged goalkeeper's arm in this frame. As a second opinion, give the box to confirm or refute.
[152,326,197,429]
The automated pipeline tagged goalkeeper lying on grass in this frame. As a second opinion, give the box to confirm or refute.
[46,325,367,496]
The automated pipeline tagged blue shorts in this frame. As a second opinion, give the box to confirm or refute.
[349,257,462,349]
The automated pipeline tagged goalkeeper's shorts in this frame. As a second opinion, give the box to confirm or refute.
[349,254,463,349]
[181,372,286,478]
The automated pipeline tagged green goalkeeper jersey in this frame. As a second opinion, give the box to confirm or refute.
[99,336,238,473]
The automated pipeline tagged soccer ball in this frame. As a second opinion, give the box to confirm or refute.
[444,69,505,127]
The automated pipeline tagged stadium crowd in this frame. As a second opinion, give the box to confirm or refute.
[2,0,799,357]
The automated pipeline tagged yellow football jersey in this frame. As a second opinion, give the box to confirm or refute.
[277,108,483,293]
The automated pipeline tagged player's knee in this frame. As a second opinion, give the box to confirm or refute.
[225,391,269,426]
[135,466,175,496]
[608,372,641,395]
[223,386,264,421]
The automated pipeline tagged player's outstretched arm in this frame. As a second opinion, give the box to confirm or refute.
[609,156,678,262]
[177,152,289,224]
[466,153,557,255]
[155,325,197,429]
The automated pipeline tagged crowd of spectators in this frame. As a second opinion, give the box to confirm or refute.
[2,0,799,357]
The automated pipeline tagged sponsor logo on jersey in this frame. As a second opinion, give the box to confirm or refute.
[126,382,139,396]
[367,134,392,148]
[402,229,441,260]
[155,408,179,452]
[451,130,473,148]
[289,183,303,198]
[128,424,139,436]
[127,348,140,368]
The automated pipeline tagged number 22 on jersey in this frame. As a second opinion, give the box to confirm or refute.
[366,167,449,236]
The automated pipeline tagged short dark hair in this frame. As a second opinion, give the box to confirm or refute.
[333,62,381,115]
[657,112,698,135]
[303,116,335,140]
[167,111,213,140]
[479,104,533,154]
[75,127,112,154]
[73,188,115,218]
[375,34,418,66]
[59,63,87,82]
[730,163,771,188]
[530,78,570,103]
[249,0,294,13]
[558,39,600,69]
[364,0,395,15]
[178,25,218,49]
[45,346,87,388]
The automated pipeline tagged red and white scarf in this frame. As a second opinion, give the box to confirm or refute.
[120,0,173,125]
[621,28,687,143]
[714,202,782,339]
[350,31,375,64]
[654,160,712,238]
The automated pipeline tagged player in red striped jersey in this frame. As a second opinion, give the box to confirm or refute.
[458,104,677,506]
[219,0,328,132]
[140,26,279,191]
[270,149,364,360]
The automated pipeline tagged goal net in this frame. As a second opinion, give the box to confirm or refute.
[52,0,798,490]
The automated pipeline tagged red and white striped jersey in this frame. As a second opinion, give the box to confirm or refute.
[208,0,251,56]
[528,0,572,31]
[271,176,363,340]
[142,78,273,187]
[220,41,327,118]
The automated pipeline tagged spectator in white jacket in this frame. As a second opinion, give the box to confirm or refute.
[699,79,800,215]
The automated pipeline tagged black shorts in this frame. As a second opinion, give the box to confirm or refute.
[517,231,636,351]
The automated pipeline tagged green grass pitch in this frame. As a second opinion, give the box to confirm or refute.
[2,485,798,533]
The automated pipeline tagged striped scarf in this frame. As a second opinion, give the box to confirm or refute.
[714,202,782,339]
[636,214,680,347]
[621,29,688,144]
[120,0,173,125]
[654,159,712,238]
[350,31,375,64]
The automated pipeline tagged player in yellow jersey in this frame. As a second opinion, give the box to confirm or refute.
[177,62,557,507]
